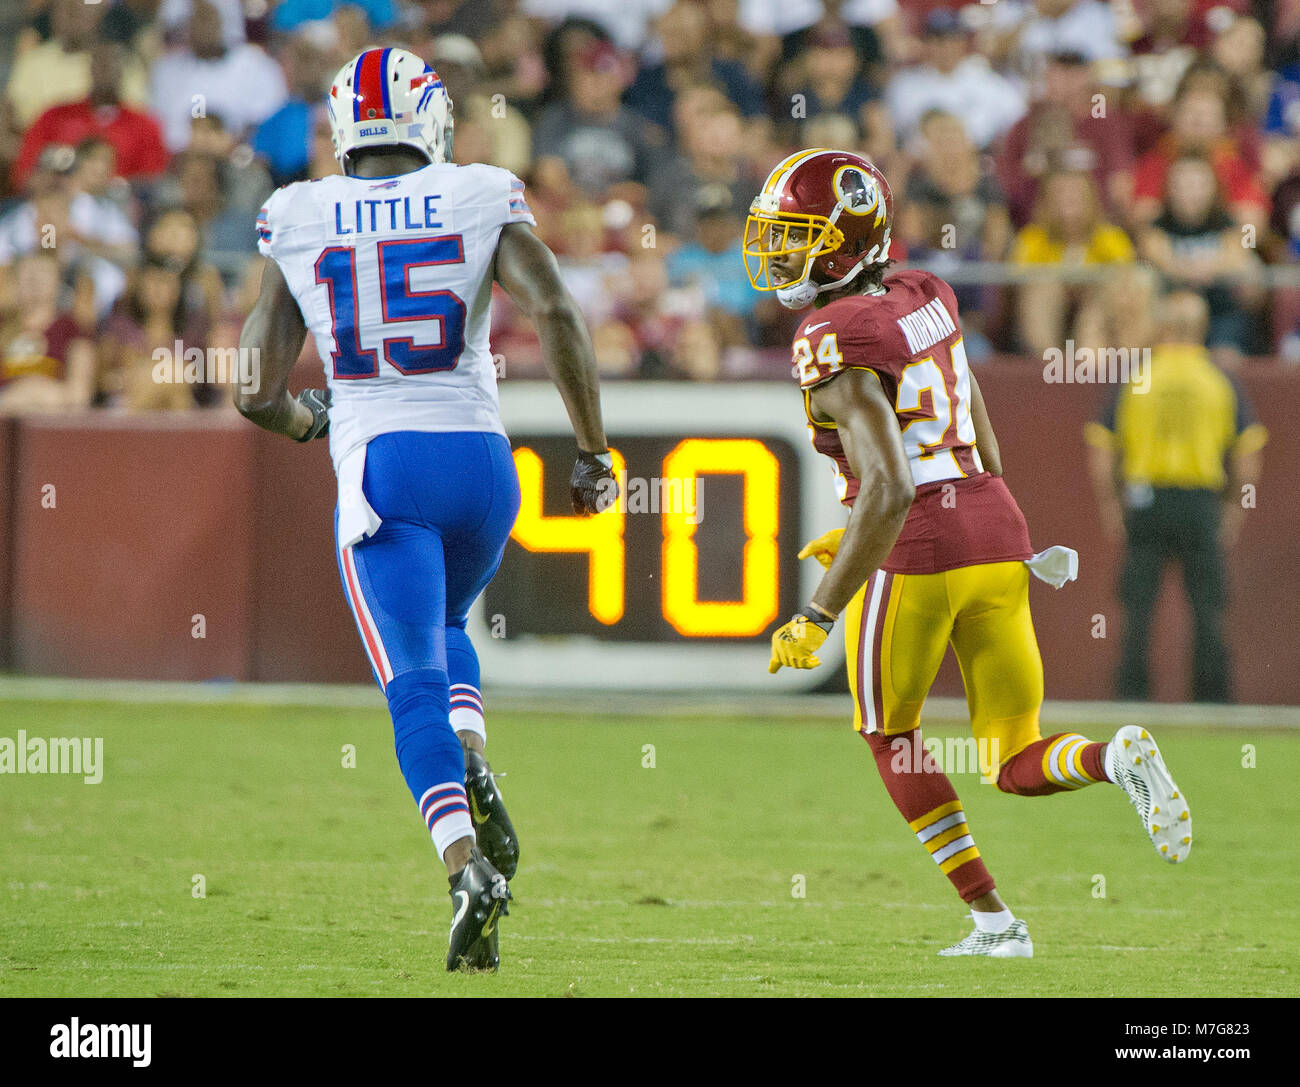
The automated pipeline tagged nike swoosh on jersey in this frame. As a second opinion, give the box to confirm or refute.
[804,321,832,334]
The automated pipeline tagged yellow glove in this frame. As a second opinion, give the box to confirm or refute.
[798,528,844,570]
[768,615,830,673]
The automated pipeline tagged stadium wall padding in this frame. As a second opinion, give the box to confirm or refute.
[0,366,1295,704]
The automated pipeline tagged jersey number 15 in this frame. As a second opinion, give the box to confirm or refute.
[315,235,467,379]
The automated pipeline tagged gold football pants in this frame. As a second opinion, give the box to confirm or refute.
[843,561,1044,769]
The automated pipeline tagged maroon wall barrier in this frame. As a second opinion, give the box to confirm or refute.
[245,430,372,684]
[0,419,14,671]
[7,415,257,681]
[0,365,1295,702]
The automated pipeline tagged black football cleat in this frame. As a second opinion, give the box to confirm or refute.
[446,847,510,973]
[464,749,519,880]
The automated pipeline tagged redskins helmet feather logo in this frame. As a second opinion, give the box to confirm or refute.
[833,165,886,227]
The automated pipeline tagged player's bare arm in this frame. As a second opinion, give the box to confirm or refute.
[806,368,914,618]
[235,258,319,441]
[967,370,1002,477]
[494,223,606,454]
[494,221,615,514]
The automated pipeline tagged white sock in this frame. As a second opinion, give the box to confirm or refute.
[971,908,1014,934]
[450,685,487,747]
[1104,739,1117,783]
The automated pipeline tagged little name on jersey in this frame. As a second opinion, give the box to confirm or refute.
[334,195,443,236]
[897,297,957,355]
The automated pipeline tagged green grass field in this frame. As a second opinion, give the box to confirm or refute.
[1,697,1295,997]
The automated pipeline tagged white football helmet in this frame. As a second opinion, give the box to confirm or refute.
[327,47,454,170]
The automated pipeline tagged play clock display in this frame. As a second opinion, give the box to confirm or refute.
[471,383,849,691]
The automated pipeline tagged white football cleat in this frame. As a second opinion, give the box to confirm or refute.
[938,917,1034,958]
[1109,725,1192,864]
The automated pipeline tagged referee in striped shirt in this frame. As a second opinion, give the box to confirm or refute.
[1085,290,1267,703]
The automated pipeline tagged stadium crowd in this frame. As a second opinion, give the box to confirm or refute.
[2,0,1300,408]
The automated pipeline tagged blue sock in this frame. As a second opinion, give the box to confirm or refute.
[386,667,473,861]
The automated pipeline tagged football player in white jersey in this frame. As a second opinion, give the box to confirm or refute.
[235,46,616,972]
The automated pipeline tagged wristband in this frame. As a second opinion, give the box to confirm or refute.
[798,602,836,633]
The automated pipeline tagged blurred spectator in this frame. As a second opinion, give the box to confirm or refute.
[1096,260,1161,352]
[426,34,533,176]
[308,111,343,181]
[886,9,1026,150]
[901,109,1010,356]
[737,0,902,60]
[650,98,756,240]
[605,246,704,378]
[1127,0,1204,113]
[1132,83,1268,229]
[996,51,1135,229]
[533,39,659,198]
[5,0,151,133]
[1211,16,1271,125]
[702,0,780,82]
[521,0,675,51]
[625,1,766,134]
[0,155,134,322]
[666,186,757,329]
[1010,169,1135,354]
[184,115,273,219]
[65,137,139,273]
[150,0,288,151]
[250,33,330,188]
[986,0,1128,79]
[783,18,880,133]
[1084,288,1266,703]
[100,256,198,412]
[478,13,551,112]
[666,317,724,380]
[139,206,224,383]
[270,0,402,35]
[1138,152,1262,357]
[12,41,168,191]
[159,0,248,48]
[1267,159,1300,261]
[0,250,94,413]
[153,149,259,286]
[554,201,629,327]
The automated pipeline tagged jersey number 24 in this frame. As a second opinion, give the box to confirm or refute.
[315,235,466,379]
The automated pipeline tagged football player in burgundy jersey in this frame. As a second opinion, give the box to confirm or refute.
[744,149,1192,957]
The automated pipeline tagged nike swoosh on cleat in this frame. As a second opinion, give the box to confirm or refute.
[469,793,489,824]
[450,890,469,937]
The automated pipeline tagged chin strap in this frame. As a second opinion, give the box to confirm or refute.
[777,258,880,310]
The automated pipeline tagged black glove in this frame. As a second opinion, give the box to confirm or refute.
[294,388,331,442]
[571,449,617,515]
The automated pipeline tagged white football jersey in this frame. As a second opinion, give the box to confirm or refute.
[256,162,535,469]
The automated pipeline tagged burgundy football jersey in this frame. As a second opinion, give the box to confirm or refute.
[793,268,1032,575]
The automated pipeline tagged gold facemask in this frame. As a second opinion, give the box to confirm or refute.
[742,211,844,292]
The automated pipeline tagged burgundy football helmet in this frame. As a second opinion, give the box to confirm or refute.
[743,148,893,309]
